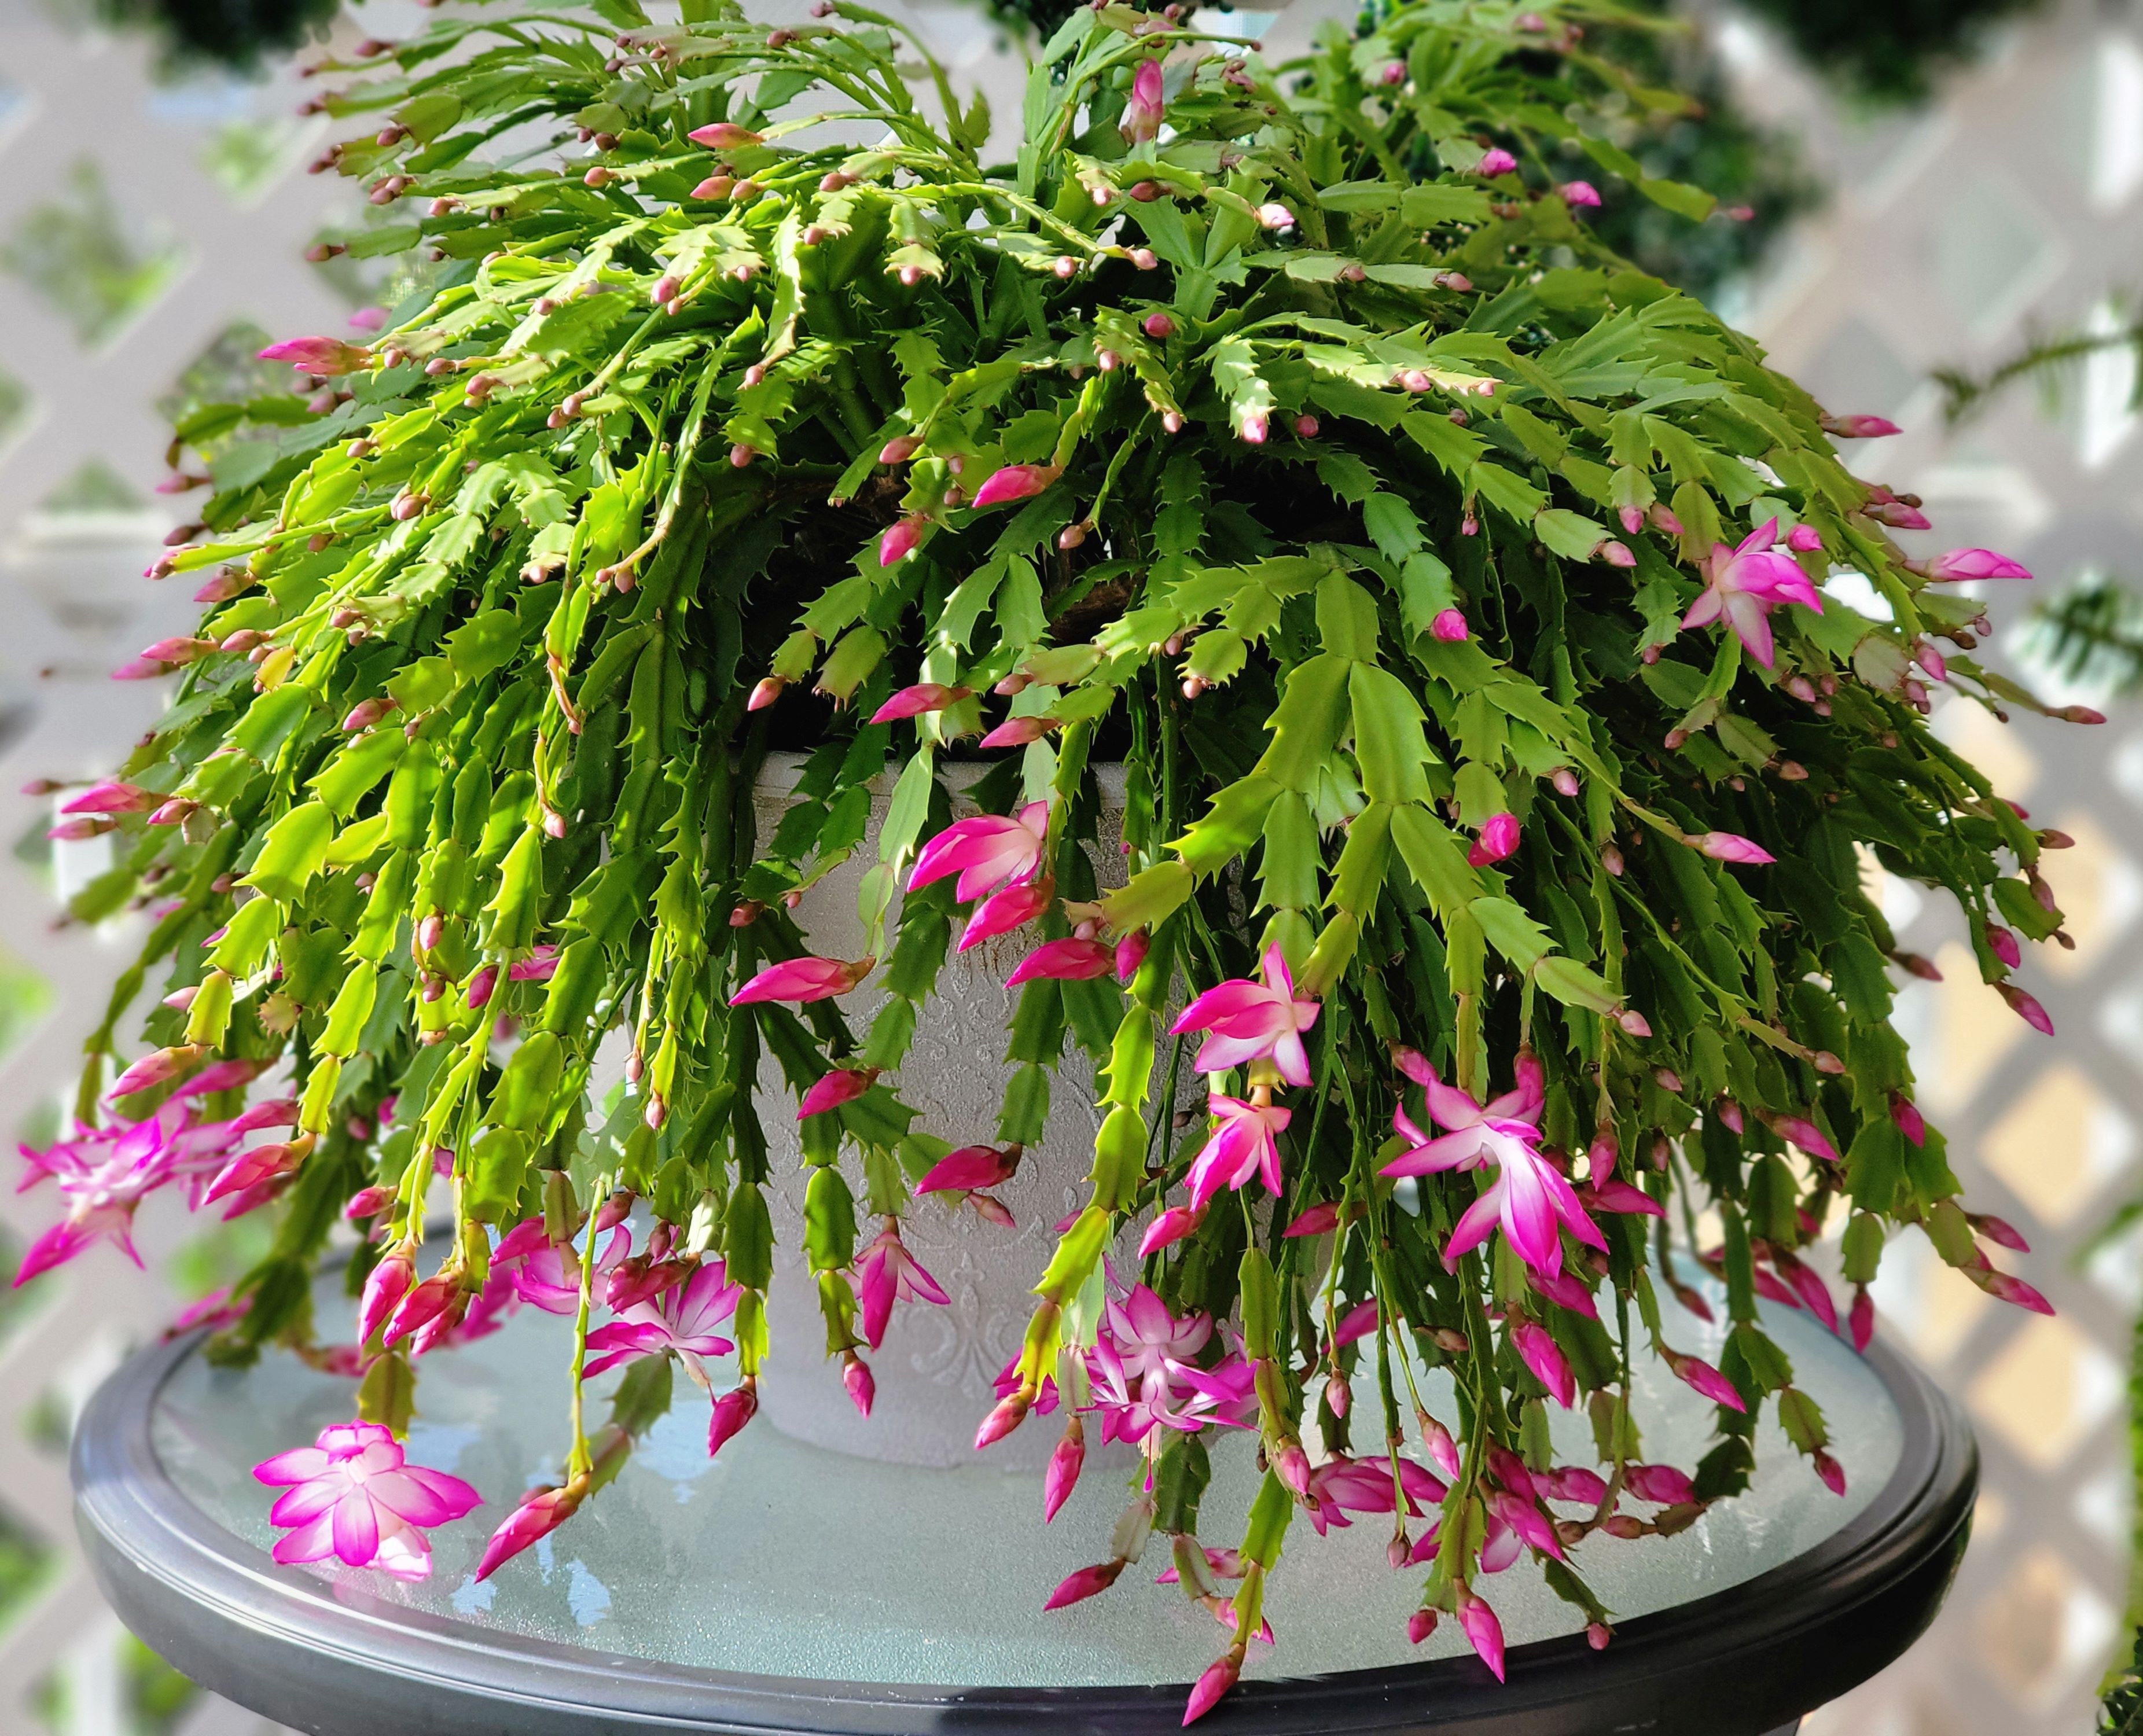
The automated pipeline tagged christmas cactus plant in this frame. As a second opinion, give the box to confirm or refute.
[28,0,2076,1712]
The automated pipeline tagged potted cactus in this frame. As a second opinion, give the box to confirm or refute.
[39,0,2063,1719]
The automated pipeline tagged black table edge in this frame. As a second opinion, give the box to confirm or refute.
[72,1325,1975,1736]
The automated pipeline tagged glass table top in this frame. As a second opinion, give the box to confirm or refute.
[149,1268,1902,1691]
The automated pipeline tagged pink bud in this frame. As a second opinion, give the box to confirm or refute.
[1668,1351,1746,1412]
[1787,523,1823,552]
[798,1066,877,1119]
[871,682,971,723]
[1822,414,1902,439]
[1182,1648,1241,1724]
[748,676,785,711]
[1455,1590,1506,1681]
[879,516,926,567]
[1551,767,1579,798]
[1115,929,1150,982]
[1697,830,1774,865]
[1044,1558,1124,1612]
[1283,1202,1341,1238]
[1617,1008,1651,1037]
[1986,924,2021,969]
[1043,1418,1085,1522]
[1430,608,1471,642]
[342,696,398,731]
[1924,547,2031,583]
[1466,812,1520,867]
[1295,414,1319,437]
[688,122,764,149]
[708,1380,758,1455]
[1811,1449,1846,1496]
[1561,181,1601,209]
[1478,148,1518,175]
[1998,982,2054,1035]
[972,464,1061,509]
[1255,203,1295,230]
[1848,1285,1876,1352]
[1888,1092,1926,1147]
[1597,540,1637,568]
[1407,1608,1439,1645]
[843,1352,875,1417]
[1977,1267,2054,1315]
[977,714,1057,750]
[1142,311,1177,339]
[975,1388,1030,1448]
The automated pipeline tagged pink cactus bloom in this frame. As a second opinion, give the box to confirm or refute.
[202,1135,311,1211]
[1923,547,2031,582]
[959,879,1053,950]
[1512,1318,1576,1407]
[917,1144,1019,1196]
[729,955,871,1004]
[1085,1286,1255,1446]
[878,516,927,567]
[1468,812,1520,866]
[1560,181,1601,208]
[255,1421,480,1580]
[1680,518,1824,668]
[1008,937,1114,985]
[1478,147,1519,175]
[1170,943,1321,1087]
[1303,1452,1447,1536]
[60,779,153,816]
[1431,607,1471,641]
[1332,1299,1380,1348]
[1456,1588,1507,1680]
[1115,929,1150,981]
[911,801,1049,901]
[583,1259,741,1377]
[1529,1266,1599,1319]
[853,1224,950,1349]
[107,1045,203,1100]
[508,945,561,982]
[687,121,763,149]
[971,464,1061,509]
[1120,58,1166,145]
[257,336,371,376]
[869,683,969,724]
[1185,1093,1292,1211]
[492,1219,630,1315]
[475,1484,580,1580]
[1698,830,1774,865]
[797,1066,877,1119]
[1787,523,1824,553]
[1383,1059,1604,1278]
[1579,1179,1666,1219]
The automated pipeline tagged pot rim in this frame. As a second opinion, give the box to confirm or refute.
[73,1320,1972,1736]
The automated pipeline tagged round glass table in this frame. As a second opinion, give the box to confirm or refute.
[73,1266,1973,1735]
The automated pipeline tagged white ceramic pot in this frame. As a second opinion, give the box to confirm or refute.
[753,755,1126,1470]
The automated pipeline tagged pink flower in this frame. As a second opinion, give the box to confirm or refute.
[911,801,1049,900]
[869,683,969,724]
[1478,147,1518,175]
[959,879,1052,950]
[13,1102,246,1284]
[60,780,153,816]
[1170,943,1321,1087]
[1923,548,2031,583]
[1303,1452,1446,1536]
[1512,1319,1575,1407]
[878,516,926,567]
[853,1224,949,1348]
[257,336,371,375]
[583,1259,741,1377]
[492,1220,629,1315]
[798,1066,877,1119]
[971,464,1061,509]
[1467,812,1520,866]
[1185,1093,1292,1211]
[1680,518,1824,668]
[1561,181,1601,208]
[1457,1588,1506,1680]
[729,955,872,1004]
[1008,937,1113,984]
[255,1421,480,1581]
[1382,1060,1604,1278]
[1431,607,1470,642]
[1667,1349,1747,1411]
[687,121,763,149]
[1120,59,1166,145]
[475,1483,580,1580]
